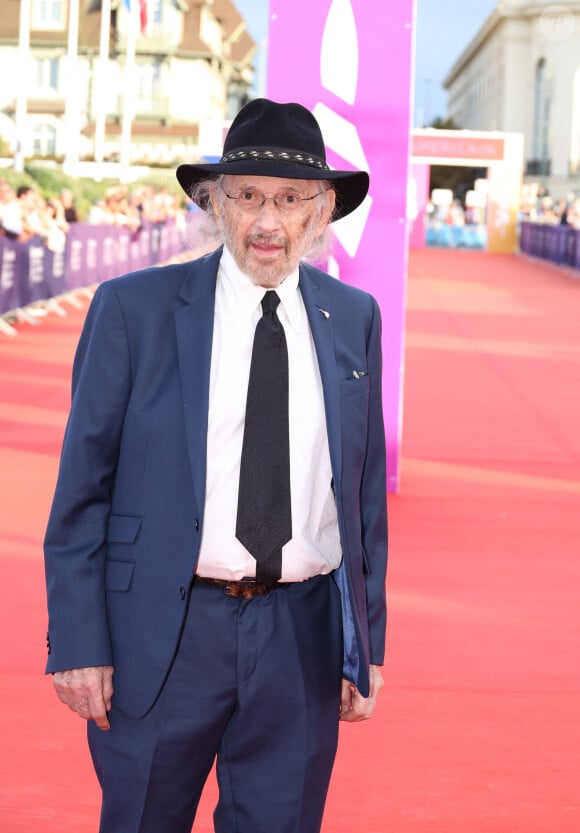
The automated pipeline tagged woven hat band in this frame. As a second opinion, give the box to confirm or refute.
[221,147,330,171]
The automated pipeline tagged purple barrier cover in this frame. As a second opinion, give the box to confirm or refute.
[565,227,577,266]
[520,222,580,270]
[0,219,186,315]
[0,237,21,314]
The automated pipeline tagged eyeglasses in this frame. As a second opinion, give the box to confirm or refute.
[221,186,321,214]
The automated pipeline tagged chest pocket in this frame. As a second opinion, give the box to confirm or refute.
[339,372,370,399]
[339,374,370,464]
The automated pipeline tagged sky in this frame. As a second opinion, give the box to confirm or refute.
[233,0,499,124]
[413,0,499,124]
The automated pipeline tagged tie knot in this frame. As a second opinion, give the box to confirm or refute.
[261,291,281,315]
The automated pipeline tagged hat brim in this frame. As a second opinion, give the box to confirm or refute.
[175,160,369,222]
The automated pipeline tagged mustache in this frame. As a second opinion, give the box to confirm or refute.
[245,233,287,248]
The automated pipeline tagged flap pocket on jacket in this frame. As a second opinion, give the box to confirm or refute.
[105,559,135,592]
[106,514,142,543]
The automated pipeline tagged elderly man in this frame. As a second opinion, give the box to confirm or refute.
[44,98,388,833]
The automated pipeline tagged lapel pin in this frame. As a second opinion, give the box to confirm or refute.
[318,307,330,319]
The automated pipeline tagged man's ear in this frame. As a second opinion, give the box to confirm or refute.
[316,188,336,235]
[208,183,223,231]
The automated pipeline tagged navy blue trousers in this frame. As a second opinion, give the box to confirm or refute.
[88,574,343,833]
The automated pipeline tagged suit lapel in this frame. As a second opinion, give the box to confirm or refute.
[299,265,343,487]
[174,249,221,511]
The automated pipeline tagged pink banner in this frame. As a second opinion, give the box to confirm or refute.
[412,133,506,162]
[267,0,414,491]
[409,163,430,250]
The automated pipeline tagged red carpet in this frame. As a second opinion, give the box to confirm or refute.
[1,250,579,831]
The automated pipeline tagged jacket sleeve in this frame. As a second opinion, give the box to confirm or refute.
[361,295,388,665]
[44,281,132,673]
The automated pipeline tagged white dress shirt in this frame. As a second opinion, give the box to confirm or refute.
[196,246,341,582]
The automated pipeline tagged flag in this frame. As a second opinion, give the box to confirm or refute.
[123,0,148,35]
[139,0,148,35]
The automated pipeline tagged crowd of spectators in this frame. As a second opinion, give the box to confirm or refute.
[427,198,485,228]
[86,184,186,234]
[0,178,187,253]
[521,194,580,229]
[425,183,580,234]
[0,180,70,252]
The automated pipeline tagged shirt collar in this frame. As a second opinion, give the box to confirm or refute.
[218,246,302,333]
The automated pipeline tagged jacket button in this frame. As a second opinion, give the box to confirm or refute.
[179,587,186,600]
[194,518,200,531]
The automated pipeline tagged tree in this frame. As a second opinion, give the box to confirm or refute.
[429,116,461,130]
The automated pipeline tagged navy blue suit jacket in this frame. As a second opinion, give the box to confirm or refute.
[44,248,388,718]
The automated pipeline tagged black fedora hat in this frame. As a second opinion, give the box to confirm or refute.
[176,98,369,221]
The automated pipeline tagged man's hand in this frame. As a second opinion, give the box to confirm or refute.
[339,664,383,722]
[53,665,114,730]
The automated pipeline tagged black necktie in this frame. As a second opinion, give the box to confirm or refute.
[236,291,292,583]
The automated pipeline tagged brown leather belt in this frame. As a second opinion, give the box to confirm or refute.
[195,576,285,599]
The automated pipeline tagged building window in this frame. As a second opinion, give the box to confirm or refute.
[151,0,163,26]
[32,0,66,30]
[34,57,59,91]
[133,60,167,116]
[532,58,551,172]
[33,124,57,157]
[136,61,162,99]
[135,60,163,102]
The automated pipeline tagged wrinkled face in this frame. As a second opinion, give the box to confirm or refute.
[210,175,335,288]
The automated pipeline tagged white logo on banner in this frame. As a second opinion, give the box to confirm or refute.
[320,0,358,105]
[317,0,372,262]
[53,249,65,279]
[118,235,129,264]
[104,237,115,266]
[87,238,98,269]
[1,249,16,290]
[71,240,83,272]
[29,246,45,285]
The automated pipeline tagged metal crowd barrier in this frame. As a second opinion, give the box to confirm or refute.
[0,218,187,316]
[519,221,580,270]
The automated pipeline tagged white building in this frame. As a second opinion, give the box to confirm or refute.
[443,0,580,193]
[0,0,256,165]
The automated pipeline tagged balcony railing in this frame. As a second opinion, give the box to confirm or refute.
[115,30,178,55]
[116,95,171,119]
